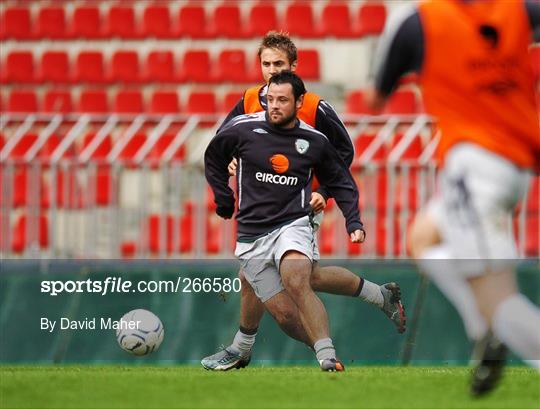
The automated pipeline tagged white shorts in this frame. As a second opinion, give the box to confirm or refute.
[425,143,530,277]
[235,216,319,302]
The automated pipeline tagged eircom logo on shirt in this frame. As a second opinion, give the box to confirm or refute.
[255,172,298,186]
[255,154,298,185]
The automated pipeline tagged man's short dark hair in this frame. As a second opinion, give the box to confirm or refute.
[258,31,297,64]
[268,71,307,101]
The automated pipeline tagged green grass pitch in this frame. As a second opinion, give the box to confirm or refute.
[1,366,538,409]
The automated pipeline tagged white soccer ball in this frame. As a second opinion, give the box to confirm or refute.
[116,309,164,356]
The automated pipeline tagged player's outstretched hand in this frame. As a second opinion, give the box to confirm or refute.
[309,192,326,214]
[228,158,238,176]
[350,229,366,243]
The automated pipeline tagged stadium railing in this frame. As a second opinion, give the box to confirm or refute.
[1,112,538,260]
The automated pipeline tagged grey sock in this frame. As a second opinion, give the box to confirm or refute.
[229,329,256,358]
[314,338,336,362]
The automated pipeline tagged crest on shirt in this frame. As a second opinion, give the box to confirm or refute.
[253,128,268,134]
[295,139,309,154]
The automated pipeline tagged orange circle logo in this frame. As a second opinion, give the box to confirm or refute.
[270,154,289,174]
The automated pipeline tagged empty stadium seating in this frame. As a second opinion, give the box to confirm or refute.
[2,7,32,40]
[114,90,144,114]
[74,51,106,83]
[284,2,320,38]
[142,5,174,39]
[106,6,139,39]
[246,3,279,37]
[37,6,67,39]
[71,6,102,39]
[211,4,246,39]
[145,51,177,83]
[43,90,72,113]
[321,3,355,38]
[356,2,387,36]
[3,51,35,83]
[110,51,141,83]
[177,5,209,39]
[150,90,180,114]
[78,89,109,113]
[1,0,538,260]
[40,51,70,83]
[8,90,38,112]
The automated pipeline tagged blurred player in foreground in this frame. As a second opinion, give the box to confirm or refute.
[201,32,406,371]
[366,0,540,396]
[205,71,365,371]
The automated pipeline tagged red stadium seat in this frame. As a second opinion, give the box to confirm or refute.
[3,8,33,40]
[246,3,279,37]
[142,5,174,38]
[40,51,70,83]
[71,6,102,39]
[524,214,539,257]
[145,51,177,83]
[345,90,376,114]
[526,177,539,213]
[4,51,35,83]
[119,133,147,161]
[78,89,109,113]
[80,133,112,205]
[74,51,106,83]
[80,132,112,159]
[186,91,217,114]
[383,89,419,114]
[110,50,141,83]
[8,90,38,112]
[180,50,212,83]
[211,4,245,38]
[106,6,139,39]
[147,134,186,163]
[147,208,193,254]
[284,2,320,38]
[355,2,387,36]
[4,150,51,208]
[295,50,320,81]
[37,6,66,39]
[222,90,244,112]
[43,90,72,113]
[150,91,180,114]
[178,5,209,39]
[247,53,264,83]
[113,89,144,113]
[0,12,5,40]
[121,241,137,258]
[11,214,49,253]
[321,3,354,38]
[38,133,69,162]
[354,133,388,162]
[215,49,247,83]
[8,133,38,158]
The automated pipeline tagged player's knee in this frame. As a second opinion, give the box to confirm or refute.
[283,276,309,299]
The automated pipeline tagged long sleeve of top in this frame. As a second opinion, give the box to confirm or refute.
[313,100,354,200]
[374,1,540,97]
[204,111,363,240]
